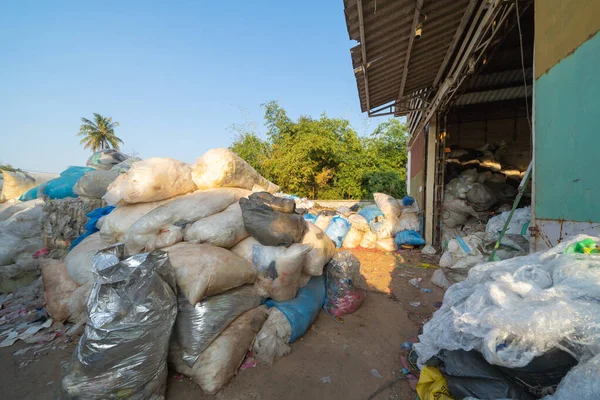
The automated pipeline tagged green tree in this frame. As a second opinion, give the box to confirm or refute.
[77,113,123,151]
[228,102,408,200]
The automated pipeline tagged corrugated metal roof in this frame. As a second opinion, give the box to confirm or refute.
[344,0,472,115]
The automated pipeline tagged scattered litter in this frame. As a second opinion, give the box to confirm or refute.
[420,288,432,293]
[421,245,437,255]
[321,376,332,383]
[371,369,383,378]
[409,278,422,288]
[409,302,421,308]
[434,302,443,308]
[400,342,413,351]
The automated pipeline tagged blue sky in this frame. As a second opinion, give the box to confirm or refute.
[0,0,382,173]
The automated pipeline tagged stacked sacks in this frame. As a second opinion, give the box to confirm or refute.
[0,200,45,292]
[1,170,57,202]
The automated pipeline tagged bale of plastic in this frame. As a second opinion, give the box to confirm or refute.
[360,230,378,249]
[395,230,426,247]
[414,235,600,372]
[175,285,262,367]
[103,157,197,206]
[65,233,109,285]
[249,191,295,213]
[42,197,106,258]
[125,188,249,253]
[69,205,115,250]
[239,197,306,247]
[73,169,119,199]
[169,306,269,394]
[165,242,257,305]
[253,307,292,365]
[41,258,90,323]
[191,148,279,193]
[0,170,52,202]
[314,214,333,231]
[301,222,336,276]
[251,243,312,301]
[99,199,171,244]
[373,193,403,235]
[43,166,96,199]
[86,149,129,170]
[62,245,177,399]
[466,182,497,211]
[324,251,367,316]
[184,202,249,248]
[325,215,351,248]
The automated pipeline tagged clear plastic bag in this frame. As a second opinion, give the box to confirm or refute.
[324,251,367,317]
[62,245,177,399]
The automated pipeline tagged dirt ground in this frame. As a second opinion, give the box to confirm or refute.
[0,248,444,400]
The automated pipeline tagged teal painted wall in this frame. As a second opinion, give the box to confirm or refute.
[535,31,600,222]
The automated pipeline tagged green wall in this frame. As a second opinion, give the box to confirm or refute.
[535,31,600,222]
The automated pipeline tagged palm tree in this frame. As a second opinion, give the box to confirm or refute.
[77,113,123,151]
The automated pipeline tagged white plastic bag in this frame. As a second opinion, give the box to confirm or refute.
[73,169,119,199]
[314,214,332,231]
[165,242,257,305]
[376,237,397,252]
[253,307,292,365]
[124,188,250,253]
[184,202,249,248]
[398,205,420,232]
[360,230,378,249]
[65,233,108,285]
[373,193,402,235]
[191,148,279,193]
[486,206,531,238]
[232,237,311,301]
[99,199,171,244]
[301,222,336,276]
[430,268,451,289]
[103,157,197,205]
[342,227,363,249]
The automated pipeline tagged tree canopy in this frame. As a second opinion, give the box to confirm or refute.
[230,101,408,200]
[77,113,123,151]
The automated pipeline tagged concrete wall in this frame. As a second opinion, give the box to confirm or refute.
[532,0,600,250]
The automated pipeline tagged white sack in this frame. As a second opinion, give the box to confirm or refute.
[301,222,336,276]
[373,193,402,235]
[73,169,119,199]
[99,199,170,244]
[103,157,197,205]
[191,148,279,193]
[314,214,332,231]
[65,233,108,285]
[124,188,250,253]
[360,230,378,249]
[184,202,249,248]
[253,307,292,366]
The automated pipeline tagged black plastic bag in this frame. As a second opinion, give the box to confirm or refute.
[430,350,534,400]
[240,197,306,247]
[249,192,296,214]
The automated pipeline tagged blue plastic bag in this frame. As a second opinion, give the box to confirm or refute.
[325,215,351,248]
[19,185,42,201]
[266,275,326,343]
[402,196,415,206]
[303,213,318,224]
[394,230,426,246]
[358,204,384,223]
[43,166,95,199]
[69,206,116,250]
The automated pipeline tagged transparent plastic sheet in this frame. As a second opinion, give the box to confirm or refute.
[301,222,336,276]
[254,307,292,365]
[124,188,250,253]
[103,157,197,206]
[191,148,279,193]
[184,202,249,248]
[62,244,177,399]
[175,285,262,367]
[169,306,269,394]
[415,235,600,373]
[164,242,256,305]
[324,251,367,317]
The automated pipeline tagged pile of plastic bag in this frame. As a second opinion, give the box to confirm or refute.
[415,236,600,399]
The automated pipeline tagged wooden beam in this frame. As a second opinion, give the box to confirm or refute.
[356,0,371,113]
[397,0,423,101]
[433,0,478,87]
